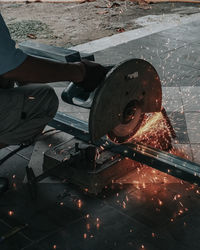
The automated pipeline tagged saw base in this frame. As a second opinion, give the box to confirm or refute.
[43,138,138,194]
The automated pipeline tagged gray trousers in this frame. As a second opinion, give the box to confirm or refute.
[0,84,59,145]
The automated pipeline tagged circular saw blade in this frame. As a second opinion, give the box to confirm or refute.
[107,101,144,143]
[89,58,162,143]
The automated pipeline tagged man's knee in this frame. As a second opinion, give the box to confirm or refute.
[43,85,59,117]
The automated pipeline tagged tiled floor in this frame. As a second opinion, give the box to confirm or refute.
[1,19,200,250]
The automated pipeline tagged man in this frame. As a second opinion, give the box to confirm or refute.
[0,13,107,194]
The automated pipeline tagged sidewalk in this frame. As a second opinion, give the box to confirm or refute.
[1,19,200,250]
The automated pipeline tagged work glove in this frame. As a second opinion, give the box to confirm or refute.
[76,59,111,92]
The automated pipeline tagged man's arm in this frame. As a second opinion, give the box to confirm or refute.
[0,13,107,90]
[2,55,86,84]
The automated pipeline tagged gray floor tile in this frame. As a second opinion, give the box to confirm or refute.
[167,112,189,144]
[187,129,200,144]
[0,153,29,183]
[160,44,200,70]
[191,144,200,164]
[0,219,31,250]
[7,145,34,161]
[162,87,183,112]
[28,206,162,250]
[185,112,200,130]
[181,87,200,112]
[158,63,200,87]
[159,24,200,43]
[0,183,83,241]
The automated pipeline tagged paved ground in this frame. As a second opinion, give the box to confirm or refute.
[1,20,200,250]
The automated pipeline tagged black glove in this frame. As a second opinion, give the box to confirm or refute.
[76,60,111,92]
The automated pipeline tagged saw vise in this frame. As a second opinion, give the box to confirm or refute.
[20,41,200,198]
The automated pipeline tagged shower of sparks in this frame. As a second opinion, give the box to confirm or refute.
[133,111,173,151]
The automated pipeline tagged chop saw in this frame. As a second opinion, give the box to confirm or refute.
[62,58,162,144]
[19,43,200,197]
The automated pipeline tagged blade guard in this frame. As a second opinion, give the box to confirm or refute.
[89,59,162,142]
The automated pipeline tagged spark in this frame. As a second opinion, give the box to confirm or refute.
[158,199,163,206]
[8,210,14,216]
[53,245,57,249]
[122,201,126,209]
[83,233,87,239]
[77,199,82,209]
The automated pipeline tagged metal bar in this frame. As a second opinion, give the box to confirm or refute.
[109,143,200,185]
[49,112,200,185]
[49,112,90,141]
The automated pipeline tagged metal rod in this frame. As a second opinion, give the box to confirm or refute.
[50,112,200,185]
[49,112,90,141]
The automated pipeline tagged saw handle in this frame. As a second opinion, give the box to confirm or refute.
[61,83,95,109]
[61,65,114,109]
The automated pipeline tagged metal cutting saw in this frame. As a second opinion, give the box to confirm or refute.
[20,41,200,197]
[61,58,162,144]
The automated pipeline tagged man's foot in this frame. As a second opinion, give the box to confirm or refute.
[0,177,9,194]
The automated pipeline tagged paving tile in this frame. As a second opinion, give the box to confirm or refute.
[7,145,34,161]
[147,56,188,87]
[185,112,200,130]
[162,87,183,112]
[160,44,200,70]
[188,126,200,143]
[94,38,157,65]
[0,154,29,183]
[163,211,200,250]
[158,63,200,87]
[0,219,31,250]
[159,24,200,43]
[181,87,200,112]
[29,205,162,250]
[134,33,186,56]
[0,183,83,241]
[166,112,189,144]
[191,144,200,164]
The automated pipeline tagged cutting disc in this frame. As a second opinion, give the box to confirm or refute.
[89,58,162,143]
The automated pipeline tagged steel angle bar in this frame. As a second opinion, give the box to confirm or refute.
[49,112,200,185]
[108,143,200,185]
[49,112,90,141]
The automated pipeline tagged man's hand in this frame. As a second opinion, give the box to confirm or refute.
[75,60,108,92]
